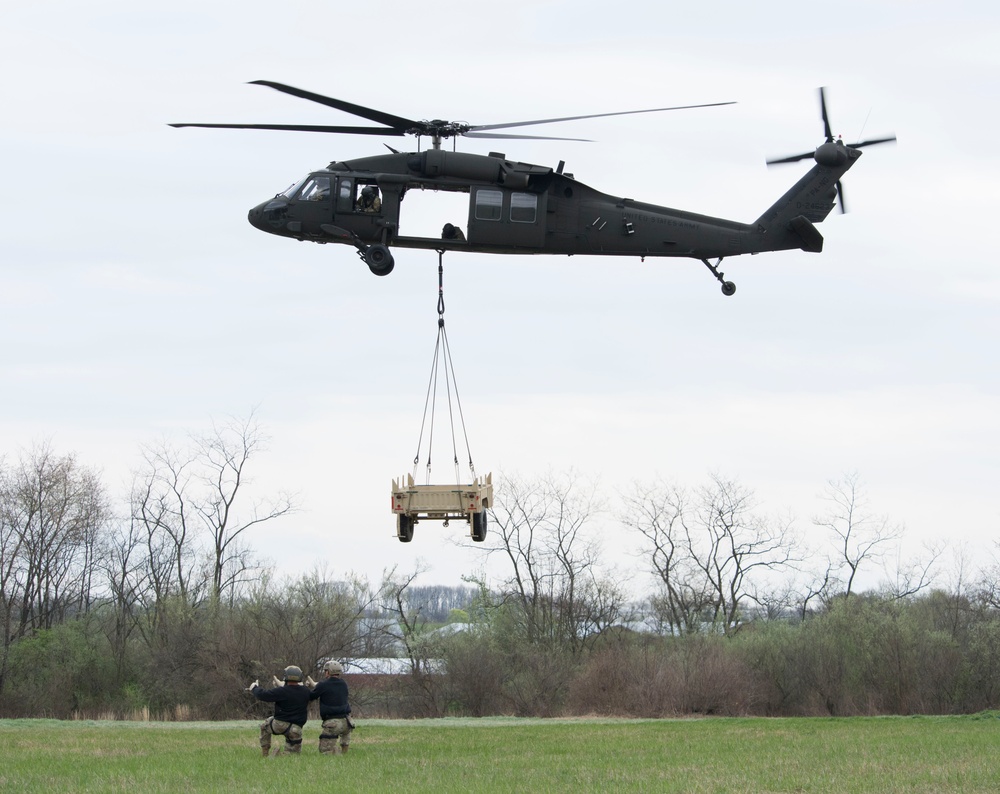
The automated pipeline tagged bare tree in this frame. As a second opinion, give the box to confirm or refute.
[975,544,1000,609]
[0,445,109,692]
[96,516,153,679]
[132,443,202,609]
[689,475,801,633]
[485,472,624,654]
[814,472,903,597]
[375,564,450,716]
[132,413,295,606]
[0,459,24,692]
[627,474,801,634]
[622,480,715,634]
[380,565,432,671]
[795,563,835,619]
[881,541,945,600]
[194,415,295,603]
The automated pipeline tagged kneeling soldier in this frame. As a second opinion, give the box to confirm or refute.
[249,665,311,756]
[309,660,354,754]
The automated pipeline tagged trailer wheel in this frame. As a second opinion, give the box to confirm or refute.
[471,511,487,542]
[397,514,414,543]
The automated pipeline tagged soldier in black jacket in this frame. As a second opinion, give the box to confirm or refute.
[309,660,354,754]
[249,665,312,756]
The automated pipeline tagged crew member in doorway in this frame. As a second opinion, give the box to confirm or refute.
[356,185,381,213]
[442,222,465,241]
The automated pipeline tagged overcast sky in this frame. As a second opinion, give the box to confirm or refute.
[2,1,997,594]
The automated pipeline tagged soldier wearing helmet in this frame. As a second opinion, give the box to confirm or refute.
[309,660,354,754]
[356,185,381,213]
[248,665,312,756]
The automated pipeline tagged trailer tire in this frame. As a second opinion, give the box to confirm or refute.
[471,511,487,542]
[397,514,414,543]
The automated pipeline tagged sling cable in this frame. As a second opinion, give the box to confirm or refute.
[389,251,493,543]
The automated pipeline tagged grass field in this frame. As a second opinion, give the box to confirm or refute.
[1,713,998,793]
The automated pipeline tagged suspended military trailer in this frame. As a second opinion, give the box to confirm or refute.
[391,473,492,543]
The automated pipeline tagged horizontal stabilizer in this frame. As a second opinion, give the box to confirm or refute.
[788,215,824,253]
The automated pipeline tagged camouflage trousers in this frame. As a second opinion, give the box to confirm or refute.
[318,717,353,754]
[260,716,303,754]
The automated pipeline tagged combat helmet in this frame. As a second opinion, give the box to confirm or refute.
[323,660,344,675]
[283,665,303,683]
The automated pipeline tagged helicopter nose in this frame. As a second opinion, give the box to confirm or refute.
[248,204,262,229]
[248,197,288,233]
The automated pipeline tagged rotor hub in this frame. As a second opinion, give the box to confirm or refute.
[814,140,849,167]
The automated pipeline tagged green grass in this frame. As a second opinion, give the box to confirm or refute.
[1,714,998,793]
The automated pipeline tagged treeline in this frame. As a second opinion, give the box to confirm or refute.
[2,429,999,719]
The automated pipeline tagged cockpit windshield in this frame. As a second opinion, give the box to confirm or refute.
[280,176,309,199]
[298,176,331,202]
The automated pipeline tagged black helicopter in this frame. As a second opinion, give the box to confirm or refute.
[171,83,894,295]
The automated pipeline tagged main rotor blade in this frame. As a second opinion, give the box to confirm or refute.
[464,131,594,142]
[819,86,833,142]
[468,101,735,133]
[249,80,418,131]
[168,122,407,136]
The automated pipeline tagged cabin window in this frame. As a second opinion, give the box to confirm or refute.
[354,182,382,213]
[299,176,331,202]
[475,189,503,221]
[510,192,537,223]
[335,178,356,212]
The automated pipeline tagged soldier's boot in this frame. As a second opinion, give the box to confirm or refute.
[340,744,349,754]
[261,746,270,758]
[319,734,337,754]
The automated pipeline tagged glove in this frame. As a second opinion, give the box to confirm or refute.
[271,675,283,688]
[247,679,259,692]
[305,676,317,689]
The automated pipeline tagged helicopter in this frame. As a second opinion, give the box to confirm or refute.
[171,82,895,295]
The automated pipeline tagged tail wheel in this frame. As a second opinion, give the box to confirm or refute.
[365,244,394,276]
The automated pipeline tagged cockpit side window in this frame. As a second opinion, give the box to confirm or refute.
[298,176,331,202]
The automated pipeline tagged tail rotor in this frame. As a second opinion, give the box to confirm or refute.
[767,87,896,213]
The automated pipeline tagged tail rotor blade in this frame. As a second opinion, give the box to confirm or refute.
[766,150,815,165]
[848,135,897,150]
[820,87,833,142]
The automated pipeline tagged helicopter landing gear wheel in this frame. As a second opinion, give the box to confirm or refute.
[396,513,414,543]
[701,257,736,297]
[365,244,394,276]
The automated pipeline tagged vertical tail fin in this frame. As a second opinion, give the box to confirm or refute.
[754,142,862,253]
